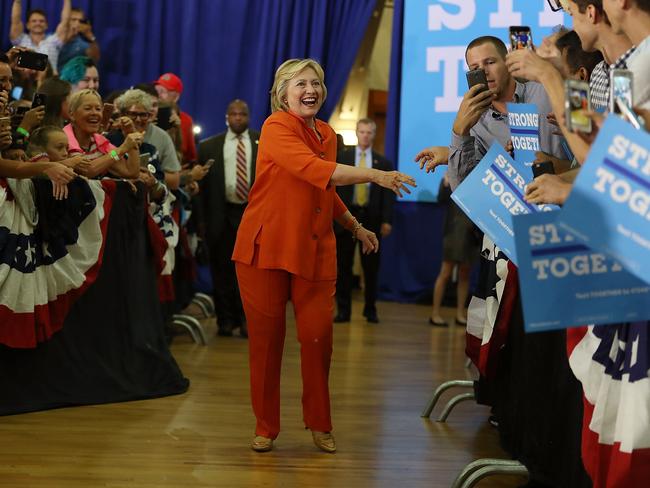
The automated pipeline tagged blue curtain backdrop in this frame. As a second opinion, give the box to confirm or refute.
[0,0,376,137]
[1,0,447,303]
[379,0,446,303]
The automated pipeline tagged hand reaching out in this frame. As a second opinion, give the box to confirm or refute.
[374,170,417,197]
[44,163,75,185]
[414,146,449,173]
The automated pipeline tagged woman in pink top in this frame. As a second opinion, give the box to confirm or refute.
[63,89,141,179]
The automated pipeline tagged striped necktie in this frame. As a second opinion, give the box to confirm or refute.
[235,134,248,201]
[355,150,368,206]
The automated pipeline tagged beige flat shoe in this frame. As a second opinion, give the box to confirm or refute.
[251,435,273,452]
[311,431,336,453]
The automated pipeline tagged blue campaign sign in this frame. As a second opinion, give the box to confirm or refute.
[514,211,650,333]
[507,103,540,166]
[558,116,650,284]
[451,142,553,264]
[398,1,568,202]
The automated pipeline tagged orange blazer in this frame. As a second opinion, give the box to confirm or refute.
[232,110,347,281]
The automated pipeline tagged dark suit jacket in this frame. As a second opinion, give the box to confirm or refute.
[199,129,260,243]
[335,147,394,234]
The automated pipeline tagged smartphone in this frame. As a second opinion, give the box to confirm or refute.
[509,26,533,50]
[203,158,215,169]
[10,105,29,127]
[532,161,555,178]
[101,103,115,128]
[610,69,633,115]
[16,51,49,71]
[11,86,23,101]
[616,98,645,130]
[156,106,173,130]
[565,79,591,133]
[139,152,151,168]
[32,93,47,109]
[466,69,488,92]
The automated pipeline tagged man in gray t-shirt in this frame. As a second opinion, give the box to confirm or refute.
[144,123,181,189]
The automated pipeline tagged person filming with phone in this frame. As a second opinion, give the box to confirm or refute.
[448,35,566,190]
[10,0,72,74]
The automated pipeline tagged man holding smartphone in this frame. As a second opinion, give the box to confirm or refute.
[448,36,565,190]
[603,0,650,110]
[10,0,72,74]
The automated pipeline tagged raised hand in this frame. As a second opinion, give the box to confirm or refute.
[452,84,494,136]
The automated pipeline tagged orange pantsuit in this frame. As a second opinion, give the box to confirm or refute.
[232,110,347,439]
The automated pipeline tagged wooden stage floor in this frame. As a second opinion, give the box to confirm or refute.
[0,300,525,487]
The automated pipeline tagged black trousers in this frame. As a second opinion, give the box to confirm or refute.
[335,207,380,317]
[209,203,246,328]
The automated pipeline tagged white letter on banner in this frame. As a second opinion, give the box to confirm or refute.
[428,0,475,31]
[489,0,521,27]
[539,0,565,26]
[426,46,466,112]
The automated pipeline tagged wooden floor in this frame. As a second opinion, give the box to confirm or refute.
[0,299,526,488]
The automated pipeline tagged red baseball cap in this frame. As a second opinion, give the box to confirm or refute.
[155,73,183,94]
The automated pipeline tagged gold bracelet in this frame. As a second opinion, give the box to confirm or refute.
[352,221,363,240]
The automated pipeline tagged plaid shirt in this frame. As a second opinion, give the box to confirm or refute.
[589,47,636,112]
[12,33,63,74]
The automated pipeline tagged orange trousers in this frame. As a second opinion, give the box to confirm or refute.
[235,261,335,439]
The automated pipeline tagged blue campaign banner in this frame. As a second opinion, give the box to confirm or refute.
[558,116,650,284]
[398,1,568,202]
[507,103,540,166]
[451,142,553,264]
[514,211,650,333]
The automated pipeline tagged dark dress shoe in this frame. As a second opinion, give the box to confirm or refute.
[366,312,379,323]
[217,323,233,337]
[333,314,350,323]
[428,317,448,327]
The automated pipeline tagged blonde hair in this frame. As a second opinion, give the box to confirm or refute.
[68,89,102,115]
[270,58,327,113]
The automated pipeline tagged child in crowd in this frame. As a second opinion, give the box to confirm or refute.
[26,125,88,200]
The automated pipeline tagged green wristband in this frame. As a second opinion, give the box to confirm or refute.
[109,149,120,161]
[16,127,29,138]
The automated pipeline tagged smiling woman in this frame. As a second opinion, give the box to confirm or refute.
[64,89,141,179]
[232,58,416,455]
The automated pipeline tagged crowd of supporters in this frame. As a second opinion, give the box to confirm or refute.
[413,1,650,486]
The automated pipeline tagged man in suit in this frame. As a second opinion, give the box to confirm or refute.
[199,99,259,337]
[334,118,394,324]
